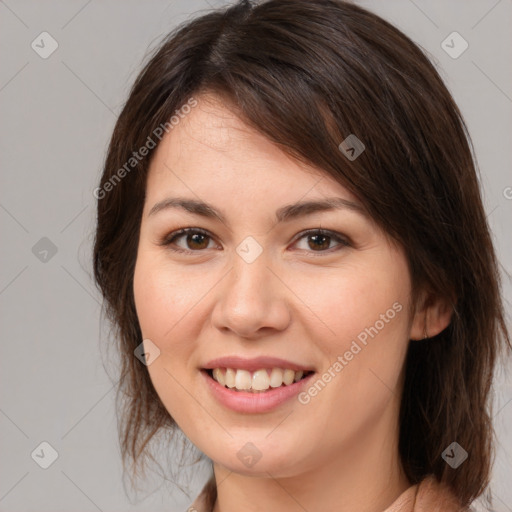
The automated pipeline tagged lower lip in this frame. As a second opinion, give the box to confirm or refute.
[201,369,315,413]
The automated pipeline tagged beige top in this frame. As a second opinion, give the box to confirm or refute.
[187,474,466,512]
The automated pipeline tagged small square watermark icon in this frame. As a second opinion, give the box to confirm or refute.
[134,338,161,366]
[338,134,365,161]
[31,32,59,59]
[31,441,59,469]
[32,237,58,263]
[442,441,468,468]
[441,32,468,59]
[237,442,262,468]
[236,236,263,264]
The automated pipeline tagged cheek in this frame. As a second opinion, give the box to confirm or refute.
[133,255,203,430]
[292,259,411,425]
[132,255,198,387]
[133,252,201,343]
[288,259,411,352]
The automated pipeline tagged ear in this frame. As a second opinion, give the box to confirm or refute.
[409,291,454,340]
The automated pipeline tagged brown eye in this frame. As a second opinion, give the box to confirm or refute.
[307,233,331,251]
[184,232,210,250]
[293,229,350,253]
[161,228,215,253]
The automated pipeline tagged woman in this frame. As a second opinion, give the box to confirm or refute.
[93,0,510,510]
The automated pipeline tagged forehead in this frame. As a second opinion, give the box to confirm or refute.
[145,93,360,209]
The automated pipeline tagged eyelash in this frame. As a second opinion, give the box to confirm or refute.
[159,227,351,256]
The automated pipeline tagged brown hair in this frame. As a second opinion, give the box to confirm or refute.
[93,0,510,506]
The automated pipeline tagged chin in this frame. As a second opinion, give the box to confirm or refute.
[208,441,304,477]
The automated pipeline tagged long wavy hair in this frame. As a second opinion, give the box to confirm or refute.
[93,0,510,507]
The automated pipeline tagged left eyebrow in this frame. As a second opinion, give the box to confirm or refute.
[275,197,367,222]
[147,196,367,226]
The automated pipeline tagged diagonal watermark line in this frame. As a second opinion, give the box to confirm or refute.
[61,383,116,439]
[61,471,103,511]
[0,203,29,233]
[61,61,117,116]
[60,204,88,233]
[485,204,499,219]
[472,61,512,104]
[0,265,28,296]
[0,0,29,28]
[0,61,29,93]
[368,367,396,396]
[407,0,439,28]
[499,258,511,273]
[493,396,512,418]
[265,410,294,438]
[265,471,310,511]
[163,267,234,337]
[471,0,502,29]
[162,367,234,438]
[214,469,233,489]
[0,408,29,438]
[208,468,234,499]
[265,266,337,336]
[494,492,512,512]
[60,265,102,305]
[61,0,93,29]
[0,472,29,502]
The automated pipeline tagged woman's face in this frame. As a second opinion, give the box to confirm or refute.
[133,93,419,478]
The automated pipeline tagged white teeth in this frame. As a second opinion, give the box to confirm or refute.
[269,368,283,388]
[252,369,270,390]
[209,367,310,392]
[212,368,225,386]
[283,369,295,385]
[225,368,236,388]
[235,369,252,390]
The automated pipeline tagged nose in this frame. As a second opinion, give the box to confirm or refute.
[210,248,291,339]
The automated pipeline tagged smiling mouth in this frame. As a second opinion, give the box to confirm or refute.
[204,367,314,393]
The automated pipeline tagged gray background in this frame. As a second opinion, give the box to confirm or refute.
[1,0,511,511]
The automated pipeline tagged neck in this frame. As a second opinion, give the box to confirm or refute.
[211,398,410,512]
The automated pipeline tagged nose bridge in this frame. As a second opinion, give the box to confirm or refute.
[212,236,290,336]
[231,239,270,294]
[226,238,274,309]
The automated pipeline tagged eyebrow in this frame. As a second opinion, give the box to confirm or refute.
[148,196,367,225]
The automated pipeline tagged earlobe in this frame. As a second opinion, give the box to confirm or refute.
[410,293,454,341]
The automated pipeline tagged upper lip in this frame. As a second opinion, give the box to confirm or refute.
[202,356,315,373]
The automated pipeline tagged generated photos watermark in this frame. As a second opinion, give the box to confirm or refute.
[93,96,198,200]
[298,301,403,405]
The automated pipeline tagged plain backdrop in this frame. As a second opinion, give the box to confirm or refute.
[1,1,511,511]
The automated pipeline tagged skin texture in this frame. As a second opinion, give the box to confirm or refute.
[133,93,453,512]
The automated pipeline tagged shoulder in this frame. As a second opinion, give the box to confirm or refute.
[383,475,467,512]
[187,474,468,512]
[413,475,468,512]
